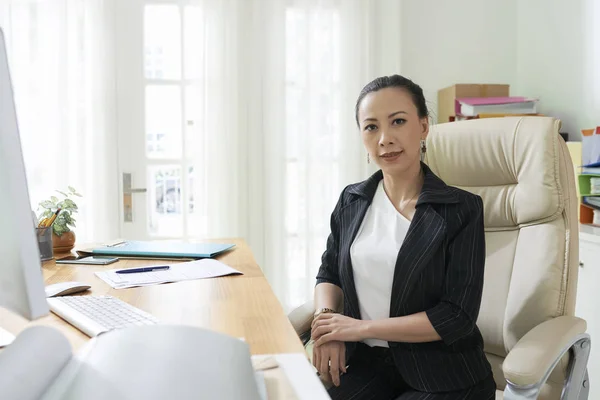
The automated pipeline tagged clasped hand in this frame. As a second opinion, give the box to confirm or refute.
[311,313,365,387]
[311,313,365,346]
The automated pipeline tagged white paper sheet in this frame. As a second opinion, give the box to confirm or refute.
[95,259,243,289]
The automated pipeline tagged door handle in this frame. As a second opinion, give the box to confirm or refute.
[124,188,147,194]
[123,173,147,222]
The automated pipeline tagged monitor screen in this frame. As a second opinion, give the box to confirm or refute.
[0,27,49,321]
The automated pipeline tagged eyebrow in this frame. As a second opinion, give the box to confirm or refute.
[362,111,408,123]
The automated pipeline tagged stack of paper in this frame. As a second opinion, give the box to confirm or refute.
[590,178,600,194]
[95,259,243,289]
[584,197,600,209]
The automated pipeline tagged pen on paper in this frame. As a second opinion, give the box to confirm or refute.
[116,266,170,274]
[107,240,126,247]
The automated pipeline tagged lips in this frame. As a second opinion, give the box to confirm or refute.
[379,151,403,158]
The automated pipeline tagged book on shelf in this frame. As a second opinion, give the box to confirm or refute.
[451,112,544,122]
[456,97,538,117]
[437,83,510,123]
[578,164,600,226]
[581,167,600,175]
[583,196,600,209]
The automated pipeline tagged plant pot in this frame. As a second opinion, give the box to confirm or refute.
[52,231,76,254]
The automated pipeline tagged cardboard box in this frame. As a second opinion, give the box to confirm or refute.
[437,84,510,123]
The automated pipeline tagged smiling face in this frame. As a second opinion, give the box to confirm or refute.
[358,87,429,176]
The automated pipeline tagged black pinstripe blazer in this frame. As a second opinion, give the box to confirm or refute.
[316,163,492,393]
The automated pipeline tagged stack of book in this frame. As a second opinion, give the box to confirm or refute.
[578,127,600,226]
[437,84,543,123]
[452,96,541,121]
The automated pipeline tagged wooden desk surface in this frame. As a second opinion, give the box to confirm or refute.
[0,238,305,356]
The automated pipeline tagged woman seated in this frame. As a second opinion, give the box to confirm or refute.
[311,75,495,400]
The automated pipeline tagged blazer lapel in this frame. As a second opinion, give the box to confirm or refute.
[389,204,446,317]
[337,198,371,320]
[388,163,459,317]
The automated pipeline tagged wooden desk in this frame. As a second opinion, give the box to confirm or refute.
[0,238,305,356]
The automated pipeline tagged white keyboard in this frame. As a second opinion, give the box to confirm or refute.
[47,295,159,337]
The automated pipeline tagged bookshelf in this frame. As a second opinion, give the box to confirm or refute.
[578,173,600,227]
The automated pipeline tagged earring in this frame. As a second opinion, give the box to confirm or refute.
[420,139,427,162]
[367,153,370,164]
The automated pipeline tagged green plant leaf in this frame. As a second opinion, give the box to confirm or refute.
[56,190,68,197]
[68,186,76,193]
[50,196,59,203]
[63,199,77,209]
[39,200,54,209]
[58,204,77,214]
[73,193,83,197]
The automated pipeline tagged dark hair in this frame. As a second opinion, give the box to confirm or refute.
[355,74,429,126]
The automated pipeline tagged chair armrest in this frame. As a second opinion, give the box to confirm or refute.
[503,316,587,387]
[288,300,314,338]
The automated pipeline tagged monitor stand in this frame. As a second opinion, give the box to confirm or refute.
[0,326,15,348]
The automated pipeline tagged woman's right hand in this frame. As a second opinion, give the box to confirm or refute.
[312,340,346,387]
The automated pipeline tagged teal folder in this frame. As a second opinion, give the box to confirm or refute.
[90,241,235,259]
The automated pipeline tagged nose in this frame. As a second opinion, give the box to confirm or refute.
[378,129,394,146]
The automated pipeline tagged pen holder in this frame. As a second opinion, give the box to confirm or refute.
[36,227,54,261]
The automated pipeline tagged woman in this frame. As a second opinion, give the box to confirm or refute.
[311,75,495,399]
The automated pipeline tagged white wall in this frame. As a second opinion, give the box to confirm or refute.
[399,0,599,137]
[515,0,599,141]
[400,0,518,123]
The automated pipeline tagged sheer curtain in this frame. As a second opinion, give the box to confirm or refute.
[185,0,402,309]
[0,0,119,243]
[1,0,401,310]
[258,0,402,309]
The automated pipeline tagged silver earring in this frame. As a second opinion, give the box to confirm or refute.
[420,139,427,162]
[367,153,370,164]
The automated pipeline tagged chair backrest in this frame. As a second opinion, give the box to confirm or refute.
[425,117,579,395]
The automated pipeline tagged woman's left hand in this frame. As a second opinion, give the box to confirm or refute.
[311,313,366,346]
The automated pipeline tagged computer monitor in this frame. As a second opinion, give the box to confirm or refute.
[0,27,49,325]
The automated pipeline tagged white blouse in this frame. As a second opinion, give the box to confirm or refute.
[350,180,411,348]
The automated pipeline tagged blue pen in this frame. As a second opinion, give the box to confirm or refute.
[116,266,170,274]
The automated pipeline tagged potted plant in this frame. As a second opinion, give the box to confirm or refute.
[38,186,81,253]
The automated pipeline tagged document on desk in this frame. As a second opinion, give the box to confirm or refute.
[94,259,243,289]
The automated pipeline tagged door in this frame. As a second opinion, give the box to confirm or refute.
[116,0,203,240]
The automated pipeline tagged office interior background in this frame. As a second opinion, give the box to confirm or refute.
[1,0,599,313]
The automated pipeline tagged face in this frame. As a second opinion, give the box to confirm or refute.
[357,87,429,175]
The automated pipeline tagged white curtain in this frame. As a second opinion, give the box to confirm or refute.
[185,0,402,309]
[1,0,401,311]
[0,0,119,244]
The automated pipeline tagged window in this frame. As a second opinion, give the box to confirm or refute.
[143,3,205,237]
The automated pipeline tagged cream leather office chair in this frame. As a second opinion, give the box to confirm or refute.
[288,117,590,399]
